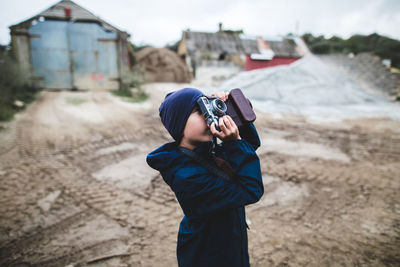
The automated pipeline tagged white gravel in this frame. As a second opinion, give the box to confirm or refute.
[218,54,400,123]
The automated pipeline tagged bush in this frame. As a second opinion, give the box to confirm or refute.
[112,69,148,103]
[0,52,40,121]
[121,68,146,91]
[302,32,400,68]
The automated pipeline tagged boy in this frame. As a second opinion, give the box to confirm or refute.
[146,87,263,267]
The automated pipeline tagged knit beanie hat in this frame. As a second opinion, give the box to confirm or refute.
[159,87,204,142]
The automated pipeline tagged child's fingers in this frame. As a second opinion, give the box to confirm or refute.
[211,117,241,141]
[210,122,225,140]
[210,91,230,101]
[223,116,233,129]
[227,116,240,138]
[223,92,229,101]
[210,122,222,136]
[226,116,239,139]
[210,122,217,133]
[211,91,227,101]
[226,115,237,130]
[219,117,231,136]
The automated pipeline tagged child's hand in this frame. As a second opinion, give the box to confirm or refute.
[210,91,229,101]
[210,115,241,141]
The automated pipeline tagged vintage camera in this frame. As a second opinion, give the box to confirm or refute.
[196,88,256,131]
[197,96,227,131]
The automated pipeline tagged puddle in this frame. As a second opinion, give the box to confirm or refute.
[250,175,309,208]
[91,152,157,189]
[96,142,137,156]
[258,136,350,162]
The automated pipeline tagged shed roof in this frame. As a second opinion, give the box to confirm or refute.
[183,30,301,58]
[10,0,129,36]
[266,39,302,58]
[183,31,258,54]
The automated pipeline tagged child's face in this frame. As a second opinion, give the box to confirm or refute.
[181,106,213,144]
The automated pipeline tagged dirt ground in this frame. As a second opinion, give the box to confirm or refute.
[0,83,399,266]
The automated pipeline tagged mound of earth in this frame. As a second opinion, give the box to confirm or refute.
[134,47,192,83]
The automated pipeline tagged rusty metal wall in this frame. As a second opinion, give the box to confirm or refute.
[29,20,71,89]
[28,20,119,90]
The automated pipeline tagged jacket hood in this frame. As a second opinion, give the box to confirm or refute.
[146,140,214,173]
[146,141,179,172]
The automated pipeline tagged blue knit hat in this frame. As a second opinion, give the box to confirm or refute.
[159,87,204,142]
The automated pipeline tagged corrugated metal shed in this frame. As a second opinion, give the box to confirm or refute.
[179,30,302,59]
[9,0,131,90]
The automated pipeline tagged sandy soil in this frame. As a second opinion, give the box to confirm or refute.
[0,83,399,266]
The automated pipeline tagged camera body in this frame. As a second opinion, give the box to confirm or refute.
[197,96,227,131]
[196,88,256,131]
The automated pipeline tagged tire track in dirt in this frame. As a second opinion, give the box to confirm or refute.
[1,89,399,266]
[0,91,178,266]
[44,154,182,266]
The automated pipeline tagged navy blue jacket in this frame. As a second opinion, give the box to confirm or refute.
[146,123,263,267]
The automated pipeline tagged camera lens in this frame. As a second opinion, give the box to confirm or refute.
[212,99,227,115]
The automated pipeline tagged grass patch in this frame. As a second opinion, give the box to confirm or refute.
[111,69,148,103]
[0,51,40,121]
[65,96,87,105]
[111,87,148,103]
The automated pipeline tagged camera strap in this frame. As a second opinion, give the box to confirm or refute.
[178,146,231,181]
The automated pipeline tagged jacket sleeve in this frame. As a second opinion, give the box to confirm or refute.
[171,139,264,219]
[238,122,260,151]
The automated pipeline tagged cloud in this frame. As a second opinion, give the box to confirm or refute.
[0,0,399,46]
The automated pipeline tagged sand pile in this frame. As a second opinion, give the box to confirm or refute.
[134,47,192,83]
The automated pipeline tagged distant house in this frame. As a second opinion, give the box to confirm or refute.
[245,36,305,71]
[9,0,131,90]
[177,24,308,75]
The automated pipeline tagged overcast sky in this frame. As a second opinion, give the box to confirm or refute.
[1,0,399,47]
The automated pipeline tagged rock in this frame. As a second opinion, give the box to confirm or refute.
[13,100,24,108]
[37,190,62,212]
